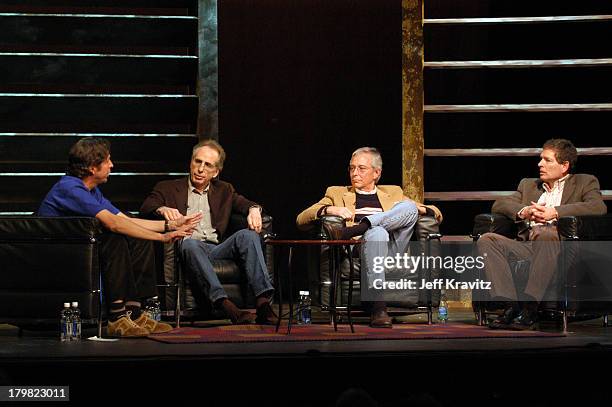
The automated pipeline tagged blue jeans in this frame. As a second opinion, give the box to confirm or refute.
[179,229,274,304]
[360,200,419,297]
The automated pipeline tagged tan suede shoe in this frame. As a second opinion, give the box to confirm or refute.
[107,315,150,338]
[133,312,173,334]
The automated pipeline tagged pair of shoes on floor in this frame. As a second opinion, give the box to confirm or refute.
[488,307,519,330]
[256,302,279,325]
[509,309,538,331]
[132,312,174,334]
[488,307,537,331]
[370,305,392,328]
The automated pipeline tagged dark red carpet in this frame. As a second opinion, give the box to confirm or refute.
[148,323,564,344]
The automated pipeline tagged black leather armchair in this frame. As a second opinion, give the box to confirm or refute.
[309,215,442,323]
[472,213,612,331]
[0,216,103,331]
[156,213,275,322]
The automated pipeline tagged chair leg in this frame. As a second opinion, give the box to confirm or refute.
[97,272,103,338]
[477,304,486,326]
[175,280,181,328]
[603,314,609,328]
[173,241,182,328]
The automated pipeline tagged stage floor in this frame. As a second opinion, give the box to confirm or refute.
[1,309,611,406]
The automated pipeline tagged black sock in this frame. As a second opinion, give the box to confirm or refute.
[126,301,142,320]
[109,301,126,322]
[340,219,371,240]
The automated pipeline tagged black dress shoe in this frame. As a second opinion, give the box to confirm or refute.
[488,307,518,330]
[370,308,392,328]
[509,309,538,331]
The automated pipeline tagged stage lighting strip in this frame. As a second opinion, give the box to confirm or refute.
[0,13,196,19]
[0,133,197,138]
[424,15,612,24]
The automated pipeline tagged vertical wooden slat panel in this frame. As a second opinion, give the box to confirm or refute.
[197,0,218,140]
[402,0,424,202]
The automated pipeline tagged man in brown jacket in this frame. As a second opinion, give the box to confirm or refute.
[297,147,442,328]
[478,138,607,330]
[140,140,276,325]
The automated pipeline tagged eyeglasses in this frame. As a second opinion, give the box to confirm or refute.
[348,165,373,174]
[193,160,218,172]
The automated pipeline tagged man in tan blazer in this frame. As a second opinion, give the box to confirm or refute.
[297,147,442,328]
[478,138,607,330]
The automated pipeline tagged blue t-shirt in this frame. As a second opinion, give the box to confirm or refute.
[38,175,120,217]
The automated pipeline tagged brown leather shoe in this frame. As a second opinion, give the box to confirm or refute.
[232,311,257,325]
[369,308,392,328]
[219,298,256,324]
[256,302,279,325]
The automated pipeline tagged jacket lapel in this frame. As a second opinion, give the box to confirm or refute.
[526,179,545,204]
[560,174,575,205]
[177,179,189,214]
[376,188,394,211]
[342,187,356,212]
[207,181,220,226]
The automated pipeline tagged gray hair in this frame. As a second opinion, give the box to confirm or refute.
[192,139,226,171]
[350,147,383,170]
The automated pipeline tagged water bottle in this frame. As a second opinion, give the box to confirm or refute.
[296,291,304,324]
[146,296,161,321]
[152,296,161,322]
[71,301,81,341]
[60,303,72,342]
[298,291,312,325]
[145,297,161,321]
[438,292,448,324]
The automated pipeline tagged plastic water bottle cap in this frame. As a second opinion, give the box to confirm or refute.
[71,302,78,307]
[63,303,70,308]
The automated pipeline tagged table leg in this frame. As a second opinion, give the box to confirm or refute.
[329,245,338,331]
[274,245,282,334]
[333,246,343,332]
[327,246,336,324]
[287,246,294,335]
[346,245,355,333]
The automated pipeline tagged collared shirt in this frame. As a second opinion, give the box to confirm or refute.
[523,174,569,226]
[38,175,120,217]
[186,179,218,244]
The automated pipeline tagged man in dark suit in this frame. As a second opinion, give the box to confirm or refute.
[140,139,276,325]
[478,138,607,330]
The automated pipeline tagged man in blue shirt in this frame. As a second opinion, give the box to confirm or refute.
[39,137,201,337]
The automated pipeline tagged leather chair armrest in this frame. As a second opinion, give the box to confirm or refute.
[557,214,612,241]
[0,216,103,242]
[472,213,517,239]
[315,215,345,239]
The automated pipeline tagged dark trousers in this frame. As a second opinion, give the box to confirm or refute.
[477,225,560,302]
[98,232,158,303]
